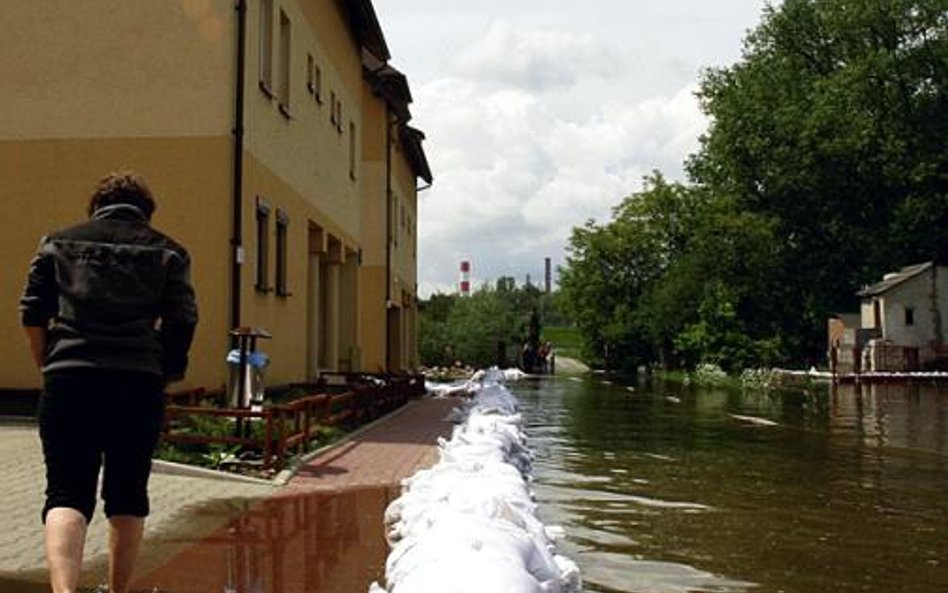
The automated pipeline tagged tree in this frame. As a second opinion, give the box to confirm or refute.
[689,0,948,359]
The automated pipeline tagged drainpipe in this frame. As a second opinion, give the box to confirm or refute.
[385,110,394,372]
[231,0,248,335]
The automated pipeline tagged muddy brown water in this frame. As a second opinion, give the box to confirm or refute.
[520,376,948,593]
[5,377,947,592]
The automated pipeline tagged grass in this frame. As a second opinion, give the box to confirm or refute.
[542,325,584,361]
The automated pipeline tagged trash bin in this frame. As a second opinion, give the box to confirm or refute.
[226,327,272,410]
[227,349,269,409]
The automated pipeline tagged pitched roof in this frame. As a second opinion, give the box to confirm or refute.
[343,0,390,62]
[857,261,934,297]
[401,125,432,184]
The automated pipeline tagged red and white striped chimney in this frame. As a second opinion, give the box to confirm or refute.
[459,260,471,296]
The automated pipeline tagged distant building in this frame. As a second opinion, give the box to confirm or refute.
[831,262,948,372]
[0,0,431,390]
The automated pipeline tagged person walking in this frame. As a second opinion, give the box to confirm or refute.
[20,172,198,593]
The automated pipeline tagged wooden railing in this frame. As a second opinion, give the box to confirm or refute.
[162,374,426,470]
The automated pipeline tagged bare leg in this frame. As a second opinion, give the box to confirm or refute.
[45,507,88,593]
[108,515,145,593]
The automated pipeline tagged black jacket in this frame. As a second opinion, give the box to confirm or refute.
[20,204,198,380]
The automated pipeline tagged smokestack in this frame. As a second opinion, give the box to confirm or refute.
[545,257,552,293]
[459,260,471,296]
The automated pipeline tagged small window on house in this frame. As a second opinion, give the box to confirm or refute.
[277,10,291,116]
[258,0,273,94]
[255,197,271,292]
[306,53,314,95]
[330,91,337,125]
[348,121,357,180]
[905,307,915,326]
[336,100,344,133]
[275,208,290,296]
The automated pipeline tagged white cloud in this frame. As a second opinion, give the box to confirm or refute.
[453,21,620,92]
[370,2,769,297]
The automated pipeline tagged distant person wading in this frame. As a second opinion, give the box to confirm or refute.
[19,172,198,593]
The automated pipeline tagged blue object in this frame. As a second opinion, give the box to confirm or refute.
[226,349,269,368]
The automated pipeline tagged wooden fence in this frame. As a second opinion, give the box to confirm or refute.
[162,374,426,470]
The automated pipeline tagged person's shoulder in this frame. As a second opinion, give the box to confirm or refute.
[43,219,97,242]
[148,226,191,259]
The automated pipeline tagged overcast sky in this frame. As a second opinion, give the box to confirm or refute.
[373,1,772,297]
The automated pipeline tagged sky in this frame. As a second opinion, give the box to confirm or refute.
[373,1,772,297]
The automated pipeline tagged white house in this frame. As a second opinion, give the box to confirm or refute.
[854,261,948,371]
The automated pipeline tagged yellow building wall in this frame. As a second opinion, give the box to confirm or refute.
[0,137,234,391]
[391,149,420,302]
[245,0,364,238]
[357,83,390,371]
[0,0,233,140]
[1,0,420,389]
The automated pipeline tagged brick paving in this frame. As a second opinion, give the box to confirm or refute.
[0,395,462,590]
[286,396,460,491]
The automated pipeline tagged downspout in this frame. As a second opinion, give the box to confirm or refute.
[231,0,248,335]
[385,110,393,371]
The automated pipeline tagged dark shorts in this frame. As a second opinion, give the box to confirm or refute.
[38,369,165,523]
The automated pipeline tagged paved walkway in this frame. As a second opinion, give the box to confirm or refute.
[0,396,461,590]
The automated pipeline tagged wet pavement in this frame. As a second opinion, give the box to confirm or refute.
[0,397,460,592]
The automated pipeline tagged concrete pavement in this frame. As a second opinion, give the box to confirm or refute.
[0,395,461,590]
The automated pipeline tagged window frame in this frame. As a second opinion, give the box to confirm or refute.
[275,208,290,297]
[258,0,274,96]
[348,120,357,181]
[277,9,292,117]
[255,197,272,293]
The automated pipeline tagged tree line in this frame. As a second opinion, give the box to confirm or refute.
[419,279,568,369]
[559,0,947,373]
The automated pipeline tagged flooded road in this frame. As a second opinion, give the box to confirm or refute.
[519,377,948,593]
[3,378,946,593]
[0,487,396,593]
[131,486,396,593]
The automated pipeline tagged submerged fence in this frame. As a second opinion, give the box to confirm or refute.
[162,373,426,470]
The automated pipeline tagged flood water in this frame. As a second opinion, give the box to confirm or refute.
[519,376,948,593]
[4,378,946,593]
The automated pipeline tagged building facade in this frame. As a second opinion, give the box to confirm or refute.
[0,0,430,391]
[830,262,948,372]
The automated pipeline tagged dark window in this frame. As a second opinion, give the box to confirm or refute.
[277,10,291,116]
[314,65,322,103]
[349,121,357,180]
[276,208,289,296]
[255,197,271,292]
[258,0,273,93]
[306,53,314,95]
[905,307,915,326]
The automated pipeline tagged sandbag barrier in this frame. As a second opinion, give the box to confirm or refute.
[370,369,582,593]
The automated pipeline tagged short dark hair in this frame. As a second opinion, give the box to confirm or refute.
[88,171,156,219]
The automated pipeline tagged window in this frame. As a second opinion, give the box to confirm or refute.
[336,99,344,133]
[275,208,290,296]
[348,121,357,180]
[391,194,398,247]
[330,91,337,125]
[314,64,322,103]
[258,0,273,94]
[306,53,314,95]
[905,307,915,326]
[277,10,291,116]
[255,197,271,292]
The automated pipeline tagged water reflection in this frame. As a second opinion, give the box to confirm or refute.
[134,486,395,593]
[518,377,948,593]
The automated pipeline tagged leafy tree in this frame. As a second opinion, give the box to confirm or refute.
[689,0,948,359]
